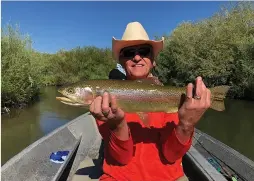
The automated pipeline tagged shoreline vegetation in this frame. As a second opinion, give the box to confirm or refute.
[1,2,254,113]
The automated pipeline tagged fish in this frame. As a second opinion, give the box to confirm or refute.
[56,79,230,113]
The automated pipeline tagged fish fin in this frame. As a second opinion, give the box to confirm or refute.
[210,101,226,111]
[210,86,230,111]
[136,112,150,128]
[146,77,164,86]
[165,107,179,113]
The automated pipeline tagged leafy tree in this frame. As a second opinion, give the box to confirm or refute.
[155,2,254,99]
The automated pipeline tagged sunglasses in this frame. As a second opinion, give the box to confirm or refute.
[120,46,152,58]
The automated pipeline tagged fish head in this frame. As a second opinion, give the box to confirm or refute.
[56,83,95,107]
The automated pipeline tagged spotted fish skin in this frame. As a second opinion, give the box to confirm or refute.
[56,79,230,113]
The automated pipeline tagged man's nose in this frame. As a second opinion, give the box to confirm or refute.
[133,54,142,62]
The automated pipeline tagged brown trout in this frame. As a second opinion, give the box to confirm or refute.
[56,79,230,113]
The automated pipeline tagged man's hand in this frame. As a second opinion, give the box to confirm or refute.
[176,76,211,143]
[90,92,125,126]
[89,92,129,140]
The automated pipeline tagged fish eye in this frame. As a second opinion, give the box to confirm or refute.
[67,88,74,94]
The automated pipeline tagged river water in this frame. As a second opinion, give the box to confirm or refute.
[1,86,254,165]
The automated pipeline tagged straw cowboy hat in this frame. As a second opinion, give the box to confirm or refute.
[112,22,164,60]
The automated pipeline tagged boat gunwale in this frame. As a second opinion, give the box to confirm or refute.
[1,112,91,170]
[194,129,254,168]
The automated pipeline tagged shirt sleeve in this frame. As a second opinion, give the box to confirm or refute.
[96,119,134,165]
[160,113,193,163]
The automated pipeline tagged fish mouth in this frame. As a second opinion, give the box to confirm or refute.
[56,96,84,106]
[56,96,73,102]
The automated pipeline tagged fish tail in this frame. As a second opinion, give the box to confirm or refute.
[210,85,230,111]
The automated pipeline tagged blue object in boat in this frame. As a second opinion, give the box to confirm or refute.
[50,151,69,164]
[207,157,221,172]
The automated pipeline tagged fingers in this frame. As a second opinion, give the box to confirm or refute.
[89,92,122,122]
[200,79,207,103]
[186,83,194,100]
[194,76,202,99]
[102,92,110,117]
[194,76,208,99]
[206,89,211,108]
[184,76,210,108]
[93,96,104,118]
[110,95,125,121]
[183,83,194,109]
[193,76,210,109]
[110,95,118,114]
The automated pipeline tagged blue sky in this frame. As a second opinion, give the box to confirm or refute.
[2,1,234,54]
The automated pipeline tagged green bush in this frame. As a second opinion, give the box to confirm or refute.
[41,46,115,86]
[1,25,40,108]
[155,2,254,99]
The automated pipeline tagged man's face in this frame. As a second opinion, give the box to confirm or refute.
[119,44,154,80]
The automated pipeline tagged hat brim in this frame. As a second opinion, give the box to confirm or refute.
[112,37,164,60]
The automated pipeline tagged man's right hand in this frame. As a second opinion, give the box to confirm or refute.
[89,92,125,129]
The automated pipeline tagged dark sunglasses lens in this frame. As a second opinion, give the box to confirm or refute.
[123,49,135,57]
[138,47,150,57]
[122,46,151,58]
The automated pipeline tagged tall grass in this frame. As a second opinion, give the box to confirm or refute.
[1,25,40,108]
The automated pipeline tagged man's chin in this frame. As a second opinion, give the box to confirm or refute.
[128,73,149,80]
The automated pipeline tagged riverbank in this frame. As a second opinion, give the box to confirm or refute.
[1,94,41,115]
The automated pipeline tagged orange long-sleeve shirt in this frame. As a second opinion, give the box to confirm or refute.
[96,112,193,181]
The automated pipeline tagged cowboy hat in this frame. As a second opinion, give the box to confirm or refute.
[112,21,164,60]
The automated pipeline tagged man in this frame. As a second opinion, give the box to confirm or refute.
[89,22,211,181]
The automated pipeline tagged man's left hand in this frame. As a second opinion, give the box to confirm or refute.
[176,76,211,140]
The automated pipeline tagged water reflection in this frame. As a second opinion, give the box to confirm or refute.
[1,102,43,165]
[197,98,254,161]
[39,112,69,135]
[1,87,86,165]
